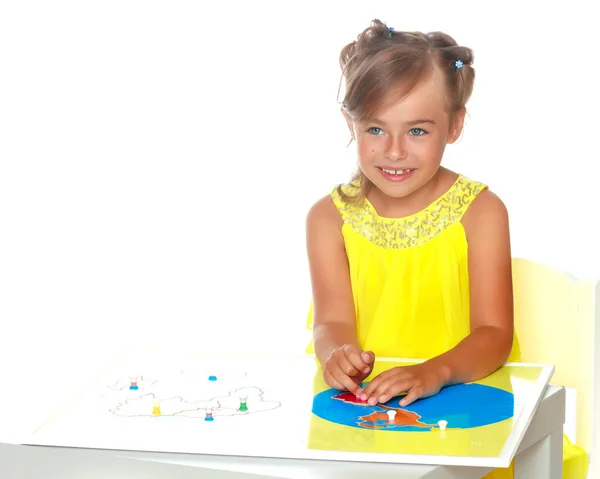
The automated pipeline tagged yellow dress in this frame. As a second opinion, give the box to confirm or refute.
[306,174,587,479]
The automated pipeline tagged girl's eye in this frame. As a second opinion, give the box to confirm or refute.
[368,127,384,135]
[409,128,426,136]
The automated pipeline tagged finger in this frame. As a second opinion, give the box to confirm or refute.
[336,352,363,378]
[361,373,385,399]
[357,360,373,379]
[361,363,373,376]
[399,385,423,407]
[343,345,370,374]
[376,378,415,404]
[358,352,374,375]
[362,368,400,399]
[329,362,363,396]
[365,375,404,405]
[361,350,375,365]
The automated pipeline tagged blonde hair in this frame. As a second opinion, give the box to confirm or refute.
[336,19,476,202]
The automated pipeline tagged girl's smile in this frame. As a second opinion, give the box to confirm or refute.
[377,167,416,182]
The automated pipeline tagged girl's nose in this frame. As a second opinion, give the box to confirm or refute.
[385,135,408,161]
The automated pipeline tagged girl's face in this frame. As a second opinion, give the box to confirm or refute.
[348,68,464,203]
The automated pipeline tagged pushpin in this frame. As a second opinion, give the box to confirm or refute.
[208,375,217,381]
[238,395,248,412]
[437,419,448,431]
[152,399,161,416]
[129,376,138,390]
[205,407,214,421]
[386,410,397,422]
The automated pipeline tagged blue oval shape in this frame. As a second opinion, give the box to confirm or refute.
[312,383,514,432]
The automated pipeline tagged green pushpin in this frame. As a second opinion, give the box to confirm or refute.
[239,395,248,412]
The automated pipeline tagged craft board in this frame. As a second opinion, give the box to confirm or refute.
[27,350,553,467]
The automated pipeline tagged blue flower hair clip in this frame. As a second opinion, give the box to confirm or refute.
[388,27,394,38]
[454,59,464,69]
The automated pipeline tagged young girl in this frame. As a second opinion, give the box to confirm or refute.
[305,19,586,479]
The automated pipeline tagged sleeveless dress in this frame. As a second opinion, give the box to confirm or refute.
[305,174,587,479]
[306,173,520,361]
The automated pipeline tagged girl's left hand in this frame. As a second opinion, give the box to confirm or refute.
[360,362,447,407]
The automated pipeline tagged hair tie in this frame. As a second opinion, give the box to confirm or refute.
[454,59,464,69]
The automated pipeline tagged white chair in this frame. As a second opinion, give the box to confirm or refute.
[512,257,599,478]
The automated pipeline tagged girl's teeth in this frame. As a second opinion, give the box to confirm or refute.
[382,168,412,175]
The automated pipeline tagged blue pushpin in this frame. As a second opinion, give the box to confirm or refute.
[208,375,217,381]
[205,409,214,421]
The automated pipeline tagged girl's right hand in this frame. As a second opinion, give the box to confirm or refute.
[323,345,375,395]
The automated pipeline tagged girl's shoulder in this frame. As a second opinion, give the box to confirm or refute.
[306,193,344,232]
[461,186,509,232]
[306,182,364,225]
[305,194,346,263]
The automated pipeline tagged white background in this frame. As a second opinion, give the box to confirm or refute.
[0,1,598,439]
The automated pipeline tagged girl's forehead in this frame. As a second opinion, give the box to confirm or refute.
[367,78,448,123]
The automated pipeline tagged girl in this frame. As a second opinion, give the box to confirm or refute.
[305,19,585,479]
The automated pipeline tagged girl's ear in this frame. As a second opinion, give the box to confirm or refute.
[341,108,355,140]
[448,107,466,144]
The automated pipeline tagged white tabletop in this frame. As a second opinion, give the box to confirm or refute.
[0,385,564,479]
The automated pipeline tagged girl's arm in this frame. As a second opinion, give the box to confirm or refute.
[306,196,359,366]
[307,196,375,396]
[430,188,515,385]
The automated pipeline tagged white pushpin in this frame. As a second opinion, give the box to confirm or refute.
[437,419,448,431]
[386,410,397,421]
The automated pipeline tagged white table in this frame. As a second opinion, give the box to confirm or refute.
[0,385,564,479]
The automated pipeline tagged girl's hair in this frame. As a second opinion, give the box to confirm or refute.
[336,19,475,202]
